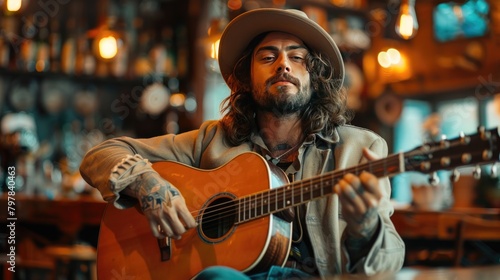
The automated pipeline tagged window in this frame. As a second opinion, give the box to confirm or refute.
[433,0,490,42]
[392,100,431,203]
[392,97,481,204]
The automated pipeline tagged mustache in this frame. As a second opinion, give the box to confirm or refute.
[266,73,300,87]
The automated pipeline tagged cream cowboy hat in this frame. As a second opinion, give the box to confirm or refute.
[218,8,344,90]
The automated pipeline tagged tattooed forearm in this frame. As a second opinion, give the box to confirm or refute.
[121,172,173,211]
[140,190,168,211]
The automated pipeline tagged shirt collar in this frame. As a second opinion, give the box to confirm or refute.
[250,125,340,152]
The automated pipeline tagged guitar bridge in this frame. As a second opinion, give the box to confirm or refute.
[157,237,171,261]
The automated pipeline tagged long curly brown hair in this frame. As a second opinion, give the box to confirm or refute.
[220,32,353,146]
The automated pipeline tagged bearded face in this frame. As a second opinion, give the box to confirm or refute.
[250,32,312,117]
[252,72,312,116]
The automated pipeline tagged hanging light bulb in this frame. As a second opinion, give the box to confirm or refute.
[395,0,419,40]
[97,34,119,59]
[6,0,23,12]
[91,17,122,61]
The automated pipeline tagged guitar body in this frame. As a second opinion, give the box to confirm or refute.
[97,152,293,280]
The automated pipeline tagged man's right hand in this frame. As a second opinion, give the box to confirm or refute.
[134,172,197,239]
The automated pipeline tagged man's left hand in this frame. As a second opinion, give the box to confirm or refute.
[335,148,382,239]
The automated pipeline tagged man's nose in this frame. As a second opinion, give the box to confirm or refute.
[276,55,291,73]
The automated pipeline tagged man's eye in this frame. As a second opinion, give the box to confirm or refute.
[291,56,304,61]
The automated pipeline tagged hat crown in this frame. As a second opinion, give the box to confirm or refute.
[218,8,344,90]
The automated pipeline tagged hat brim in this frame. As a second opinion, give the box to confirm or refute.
[218,8,344,89]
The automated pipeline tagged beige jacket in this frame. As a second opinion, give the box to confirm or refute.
[80,120,405,277]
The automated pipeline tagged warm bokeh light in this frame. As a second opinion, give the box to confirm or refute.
[227,0,242,10]
[398,15,414,39]
[387,48,401,65]
[6,0,22,12]
[170,93,186,108]
[377,48,411,81]
[377,51,391,68]
[330,0,348,7]
[395,0,419,40]
[376,48,403,68]
[98,36,118,60]
[377,48,412,82]
[210,38,220,60]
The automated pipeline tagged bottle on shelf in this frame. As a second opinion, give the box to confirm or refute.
[49,19,62,73]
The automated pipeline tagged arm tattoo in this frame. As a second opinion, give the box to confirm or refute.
[140,190,167,212]
[121,172,171,211]
[169,187,180,197]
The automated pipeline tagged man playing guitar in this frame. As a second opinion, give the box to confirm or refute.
[80,8,406,279]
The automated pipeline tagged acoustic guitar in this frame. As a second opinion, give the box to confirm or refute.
[97,127,499,280]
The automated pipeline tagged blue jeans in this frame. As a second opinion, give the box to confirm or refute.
[195,265,312,280]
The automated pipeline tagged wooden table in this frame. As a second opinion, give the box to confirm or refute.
[0,194,106,243]
[391,207,500,266]
[392,207,500,240]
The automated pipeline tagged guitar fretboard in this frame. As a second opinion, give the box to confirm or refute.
[236,153,404,223]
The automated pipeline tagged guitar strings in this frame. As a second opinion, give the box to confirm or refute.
[193,155,403,224]
[189,154,404,227]
[191,147,484,229]
[193,160,400,228]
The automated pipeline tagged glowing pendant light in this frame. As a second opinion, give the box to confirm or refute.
[395,0,419,40]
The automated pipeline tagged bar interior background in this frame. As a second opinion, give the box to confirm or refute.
[0,0,499,279]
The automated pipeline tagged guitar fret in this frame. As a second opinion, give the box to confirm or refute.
[300,182,304,204]
[293,182,302,205]
[246,196,250,220]
[268,190,275,213]
[238,198,243,223]
[275,187,278,212]
[242,196,246,221]
[245,197,248,220]
[256,192,259,217]
[263,192,266,216]
[319,179,323,197]
[284,186,288,208]
[250,194,255,219]
[249,195,254,219]
[280,188,284,209]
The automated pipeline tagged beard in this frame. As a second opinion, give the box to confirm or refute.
[253,73,312,116]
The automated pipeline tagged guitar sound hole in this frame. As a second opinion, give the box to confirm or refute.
[201,197,236,240]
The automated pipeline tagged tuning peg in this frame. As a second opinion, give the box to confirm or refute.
[491,163,498,178]
[478,126,491,140]
[450,169,460,182]
[459,131,470,144]
[440,135,450,148]
[429,172,440,186]
[473,165,482,179]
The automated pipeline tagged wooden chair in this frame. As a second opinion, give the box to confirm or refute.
[454,215,500,267]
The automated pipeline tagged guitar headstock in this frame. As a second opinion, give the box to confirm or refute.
[403,126,499,177]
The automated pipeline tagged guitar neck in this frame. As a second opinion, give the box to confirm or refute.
[236,126,500,224]
[236,153,404,223]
